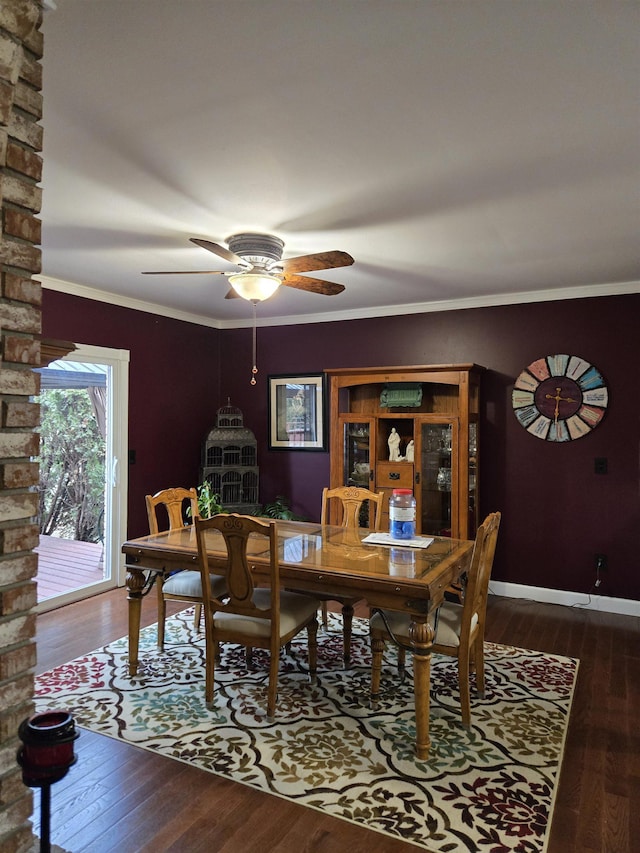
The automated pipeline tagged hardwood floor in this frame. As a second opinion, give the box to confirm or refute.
[34,590,639,853]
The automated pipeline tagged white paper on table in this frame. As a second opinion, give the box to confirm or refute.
[361,533,434,549]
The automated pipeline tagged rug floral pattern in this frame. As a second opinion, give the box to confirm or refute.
[35,611,578,852]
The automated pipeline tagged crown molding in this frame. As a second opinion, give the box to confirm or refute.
[38,276,224,329]
[38,275,640,331]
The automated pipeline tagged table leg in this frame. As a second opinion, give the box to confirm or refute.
[410,615,435,761]
[126,567,146,677]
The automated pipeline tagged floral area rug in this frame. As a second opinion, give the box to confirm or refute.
[35,611,578,853]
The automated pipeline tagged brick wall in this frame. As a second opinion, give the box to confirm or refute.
[0,1,43,851]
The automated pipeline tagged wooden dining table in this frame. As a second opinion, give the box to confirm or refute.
[122,519,473,759]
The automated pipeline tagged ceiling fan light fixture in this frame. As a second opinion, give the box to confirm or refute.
[228,271,281,301]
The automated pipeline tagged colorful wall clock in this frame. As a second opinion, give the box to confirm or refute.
[512,354,608,442]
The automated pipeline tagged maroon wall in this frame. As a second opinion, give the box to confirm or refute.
[42,290,640,601]
[42,291,222,537]
[220,294,640,601]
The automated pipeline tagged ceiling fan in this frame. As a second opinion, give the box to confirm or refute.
[143,232,354,301]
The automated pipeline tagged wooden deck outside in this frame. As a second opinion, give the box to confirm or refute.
[35,535,105,602]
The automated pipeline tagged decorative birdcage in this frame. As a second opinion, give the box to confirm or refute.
[200,401,259,514]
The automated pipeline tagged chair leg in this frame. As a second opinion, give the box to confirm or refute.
[397,646,406,677]
[342,602,354,667]
[246,646,253,667]
[205,628,216,709]
[321,600,328,628]
[266,648,280,721]
[458,647,472,728]
[156,578,166,650]
[194,603,202,631]
[307,617,318,685]
[475,637,486,698]
[370,635,385,710]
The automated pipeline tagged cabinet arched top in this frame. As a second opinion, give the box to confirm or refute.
[325,364,484,389]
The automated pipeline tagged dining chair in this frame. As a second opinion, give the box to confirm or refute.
[318,485,384,664]
[195,513,320,720]
[369,511,501,727]
[321,485,384,530]
[145,487,226,650]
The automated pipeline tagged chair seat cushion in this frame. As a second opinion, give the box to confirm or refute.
[370,608,411,641]
[370,603,478,649]
[435,602,476,648]
[214,588,320,638]
[162,570,226,598]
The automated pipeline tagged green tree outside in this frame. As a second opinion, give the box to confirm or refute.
[39,388,105,543]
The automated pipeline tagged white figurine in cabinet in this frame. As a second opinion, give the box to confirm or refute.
[405,440,414,462]
[388,428,402,461]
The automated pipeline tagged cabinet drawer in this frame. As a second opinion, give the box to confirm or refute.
[376,461,414,488]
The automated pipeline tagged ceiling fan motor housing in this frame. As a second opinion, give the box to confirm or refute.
[227,233,285,269]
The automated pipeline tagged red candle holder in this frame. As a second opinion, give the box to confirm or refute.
[17,710,79,787]
[17,711,80,853]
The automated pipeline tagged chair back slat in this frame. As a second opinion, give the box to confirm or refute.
[225,531,255,605]
[146,487,199,534]
[321,486,384,531]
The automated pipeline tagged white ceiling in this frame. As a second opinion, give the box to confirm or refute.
[40,1,640,328]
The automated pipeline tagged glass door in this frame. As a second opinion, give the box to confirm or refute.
[342,417,374,488]
[468,421,479,535]
[35,344,129,611]
[419,421,458,536]
[336,416,376,527]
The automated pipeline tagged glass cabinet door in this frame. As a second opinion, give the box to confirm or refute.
[419,422,455,536]
[339,418,376,527]
[468,421,478,535]
[342,419,373,487]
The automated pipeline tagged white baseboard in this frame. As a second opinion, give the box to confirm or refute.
[489,580,640,618]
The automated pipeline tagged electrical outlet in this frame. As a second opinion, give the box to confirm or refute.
[595,554,608,572]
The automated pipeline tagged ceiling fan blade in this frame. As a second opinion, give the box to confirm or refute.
[224,288,240,299]
[189,237,243,265]
[281,273,345,296]
[280,250,354,274]
[142,270,228,275]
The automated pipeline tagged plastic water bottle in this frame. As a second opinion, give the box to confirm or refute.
[389,489,416,540]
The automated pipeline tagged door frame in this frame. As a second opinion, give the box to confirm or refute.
[36,343,130,612]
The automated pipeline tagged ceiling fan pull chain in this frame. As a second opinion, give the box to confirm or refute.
[250,301,258,386]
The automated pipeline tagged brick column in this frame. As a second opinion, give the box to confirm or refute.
[0,2,44,851]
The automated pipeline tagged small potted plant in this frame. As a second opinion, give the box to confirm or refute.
[188,481,225,519]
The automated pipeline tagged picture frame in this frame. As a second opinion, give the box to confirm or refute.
[268,373,326,451]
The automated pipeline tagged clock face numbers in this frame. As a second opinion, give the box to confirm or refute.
[512,354,608,442]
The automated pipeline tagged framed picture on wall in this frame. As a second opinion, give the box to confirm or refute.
[268,374,326,451]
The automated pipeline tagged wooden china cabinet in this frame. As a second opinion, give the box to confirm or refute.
[326,364,484,540]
